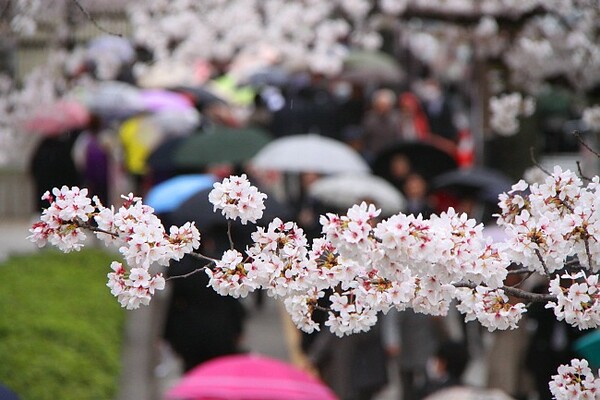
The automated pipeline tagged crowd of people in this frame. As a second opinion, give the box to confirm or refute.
[24,41,589,400]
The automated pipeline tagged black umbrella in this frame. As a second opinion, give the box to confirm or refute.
[147,136,188,173]
[171,86,227,111]
[430,167,513,203]
[372,141,458,183]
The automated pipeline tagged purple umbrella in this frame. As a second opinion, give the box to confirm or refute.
[140,89,194,113]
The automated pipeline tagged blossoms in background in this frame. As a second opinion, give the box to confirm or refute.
[583,106,600,132]
[489,92,536,136]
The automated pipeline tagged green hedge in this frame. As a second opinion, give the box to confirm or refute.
[0,249,125,400]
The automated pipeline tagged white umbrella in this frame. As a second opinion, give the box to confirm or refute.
[309,173,405,216]
[250,134,370,174]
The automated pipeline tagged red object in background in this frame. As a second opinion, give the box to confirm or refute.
[23,100,90,136]
[456,129,475,168]
[166,353,338,400]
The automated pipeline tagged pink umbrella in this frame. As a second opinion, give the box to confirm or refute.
[22,100,90,136]
[166,353,338,400]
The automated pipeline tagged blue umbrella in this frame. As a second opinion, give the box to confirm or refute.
[145,174,216,214]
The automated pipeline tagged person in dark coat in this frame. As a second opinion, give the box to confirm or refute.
[30,131,81,212]
[163,223,247,372]
[307,319,389,400]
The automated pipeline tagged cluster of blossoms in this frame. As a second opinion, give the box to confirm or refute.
[549,359,600,400]
[489,92,536,136]
[547,272,600,330]
[208,174,267,225]
[29,187,200,309]
[30,170,600,398]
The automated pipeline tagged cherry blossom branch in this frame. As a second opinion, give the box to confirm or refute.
[71,0,123,37]
[166,262,213,281]
[454,282,557,302]
[76,220,119,238]
[227,220,235,250]
[535,248,552,277]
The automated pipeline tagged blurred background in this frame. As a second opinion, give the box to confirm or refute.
[0,1,599,399]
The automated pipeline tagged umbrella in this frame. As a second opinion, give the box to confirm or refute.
[147,136,188,173]
[144,174,216,214]
[171,86,228,111]
[238,66,290,88]
[166,353,337,400]
[574,330,600,369]
[309,173,406,216]
[372,141,457,182]
[81,81,144,119]
[140,89,194,113]
[22,100,90,135]
[171,184,293,229]
[174,125,272,169]
[430,167,513,203]
[251,134,371,174]
[340,50,404,84]
[86,35,135,64]
[150,108,201,137]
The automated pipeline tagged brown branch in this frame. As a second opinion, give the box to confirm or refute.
[167,263,211,280]
[576,161,592,182]
[71,0,123,37]
[574,130,600,159]
[530,147,552,176]
[227,220,235,251]
[454,281,557,302]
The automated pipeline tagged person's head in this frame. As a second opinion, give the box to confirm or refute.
[389,154,412,180]
[430,340,470,381]
[403,173,428,200]
[371,88,396,113]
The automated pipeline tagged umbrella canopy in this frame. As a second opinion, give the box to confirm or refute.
[430,167,513,203]
[174,125,272,169]
[238,66,290,88]
[251,134,370,174]
[372,141,457,182]
[166,353,337,400]
[171,184,292,229]
[22,100,90,136]
[340,50,404,84]
[144,174,216,214]
[147,136,188,173]
[81,81,145,120]
[309,173,406,216]
[86,35,135,63]
[140,89,194,113]
[171,86,228,111]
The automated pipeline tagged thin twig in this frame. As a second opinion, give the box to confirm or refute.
[535,248,552,277]
[167,263,211,280]
[573,130,600,159]
[188,251,218,263]
[454,281,557,302]
[576,161,592,182]
[71,0,123,37]
[529,147,552,176]
[227,220,235,250]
